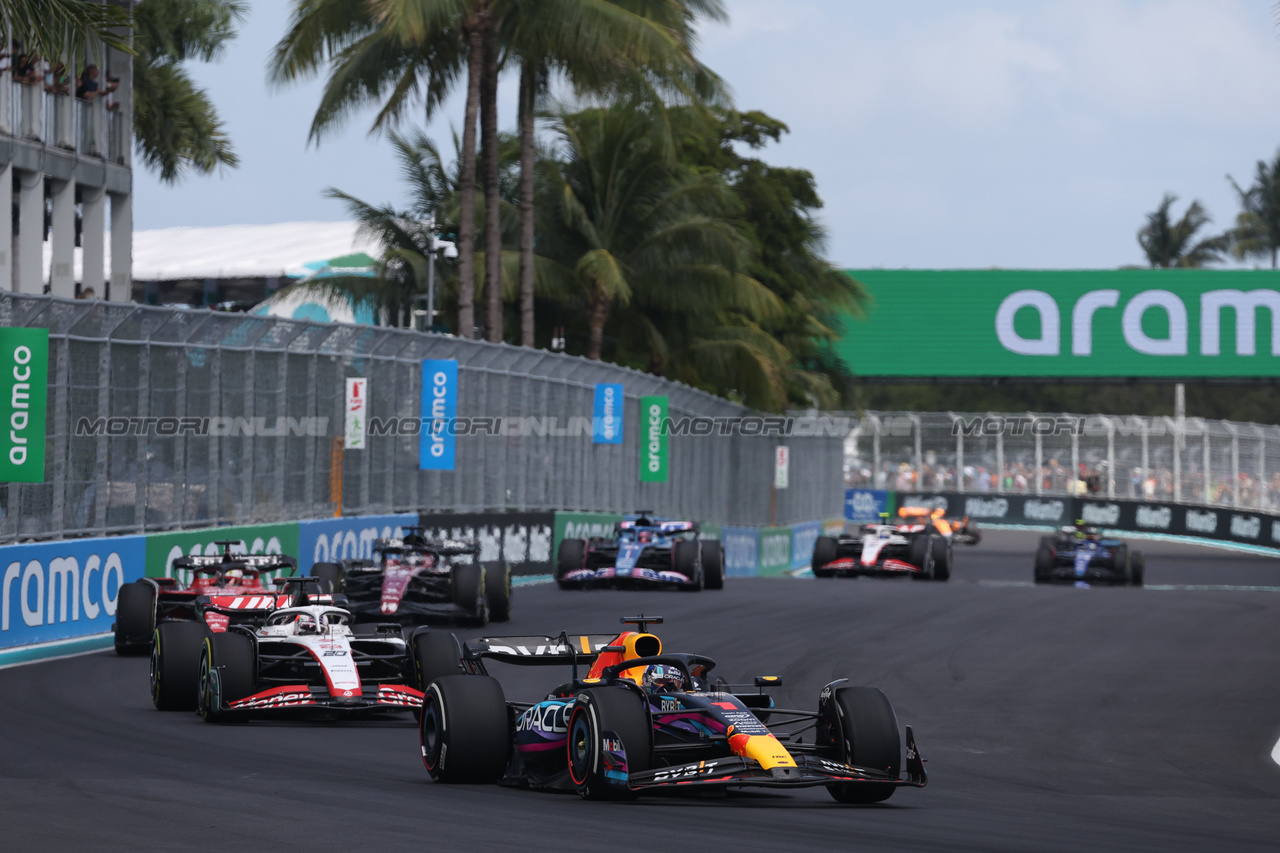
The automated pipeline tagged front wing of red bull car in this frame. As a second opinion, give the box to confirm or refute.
[417,617,926,803]
[314,528,511,627]
[555,515,724,591]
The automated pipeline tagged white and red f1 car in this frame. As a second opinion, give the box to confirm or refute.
[811,514,951,581]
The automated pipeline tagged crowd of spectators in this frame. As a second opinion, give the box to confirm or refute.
[1,41,119,108]
[845,458,1280,510]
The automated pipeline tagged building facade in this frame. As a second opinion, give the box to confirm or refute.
[1,11,133,300]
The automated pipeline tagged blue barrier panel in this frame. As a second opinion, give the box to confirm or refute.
[722,526,759,577]
[0,535,146,650]
[297,513,419,573]
[791,522,821,571]
[845,488,889,521]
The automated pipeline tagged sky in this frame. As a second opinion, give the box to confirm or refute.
[132,0,1280,270]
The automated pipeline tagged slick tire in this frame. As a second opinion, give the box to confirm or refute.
[556,539,586,590]
[420,675,509,783]
[812,536,840,578]
[411,629,463,691]
[114,582,155,656]
[1034,545,1054,584]
[929,537,952,581]
[701,540,725,590]
[674,540,703,591]
[823,686,901,805]
[150,621,210,712]
[484,563,513,622]
[567,687,652,800]
[907,537,932,580]
[198,632,256,724]
[452,563,488,626]
[309,562,344,594]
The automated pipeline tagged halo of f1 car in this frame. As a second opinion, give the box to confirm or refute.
[1034,521,1145,586]
[307,527,511,626]
[555,513,724,591]
[416,615,926,803]
[810,507,980,580]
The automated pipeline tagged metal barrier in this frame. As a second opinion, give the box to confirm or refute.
[0,293,843,542]
[846,411,1280,511]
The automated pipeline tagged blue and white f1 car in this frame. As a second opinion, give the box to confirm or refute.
[1034,521,1145,586]
[555,513,724,591]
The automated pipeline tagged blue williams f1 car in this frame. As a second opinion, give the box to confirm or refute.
[556,513,724,591]
[1034,521,1145,586]
[416,616,927,803]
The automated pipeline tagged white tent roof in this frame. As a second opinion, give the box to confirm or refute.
[43,220,381,282]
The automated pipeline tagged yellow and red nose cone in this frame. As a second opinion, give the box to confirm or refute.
[727,727,797,770]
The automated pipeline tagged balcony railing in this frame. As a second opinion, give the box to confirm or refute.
[4,76,124,162]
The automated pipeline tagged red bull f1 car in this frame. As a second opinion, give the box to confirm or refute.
[308,527,511,627]
[149,578,440,720]
[1034,522,1145,586]
[812,513,951,580]
[113,541,297,655]
[416,616,926,803]
[556,514,724,591]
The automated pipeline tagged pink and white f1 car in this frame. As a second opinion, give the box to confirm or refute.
[811,514,951,581]
[150,579,446,722]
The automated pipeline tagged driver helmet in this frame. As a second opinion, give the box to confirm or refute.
[294,612,319,635]
[638,530,654,543]
[643,664,684,693]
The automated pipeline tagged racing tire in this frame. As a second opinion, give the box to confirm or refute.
[309,562,344,594]
[567,687,652,800]
[1133,551,1145,587]
[823,686,901,805]
[1111,545,1129,580]
[484,563,513,622]
[411,630,463,691]
[907,536,932,580]
[420,675,509,783]
[452,563,488,627]
[701,540,725,589]
[114,582,155,656]
[1034,545,1054,584]
[150,621,210,712]
[556,539,586,590]
[929,537,952,582]
[812,536,840,578]
[198,632,256,724]
[674,540,703,591]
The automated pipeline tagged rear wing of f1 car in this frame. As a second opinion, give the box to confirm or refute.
[462,633,622,666]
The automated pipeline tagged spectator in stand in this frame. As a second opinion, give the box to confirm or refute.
[76,64,115,101]
[14,48,42,85]
[46,62,71,95]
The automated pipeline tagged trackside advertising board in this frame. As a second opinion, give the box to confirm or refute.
[758,527,792,577]
[298,513,418,573]
[0,328,48,483]
[837,270,1280,378]
[554,511,624,561]
[593,383,624,444]
[0,535,145,649]
[639,396,668,482]
[420,359,457,470]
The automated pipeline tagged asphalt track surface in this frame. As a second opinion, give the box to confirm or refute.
[3,530,1280,852]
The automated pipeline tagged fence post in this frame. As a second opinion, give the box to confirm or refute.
[1229,423,1239,508]
[1070,418,1079,498]
[134,342,151,532]
[49,336,68,537]
[207,346,221,524]
[1105,416,1115,498]
[995,413,1004,494]
[173,343,188,529]
[1259,430,1267,511]
[93,343,111,532]
[1202,426,1211,505]
[953,413,964,492]
[303,351,317,514]
[1034,427,1043,496]
[911,414,922,488]
[1173,417,1182,504]
[1141,419,1149,500]
[274,349,288,519]
[870,415,881,488]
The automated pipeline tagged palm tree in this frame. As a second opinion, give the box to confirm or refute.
[0,0,132,70]
[499,0,729,347]
[1229,151,1280,268]
[133,0,245,182]
[544,100,779,364]
[269,0,482,338]
[1137,194,1231,268]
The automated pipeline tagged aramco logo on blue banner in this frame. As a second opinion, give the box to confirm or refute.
[420,359,457,470]
[593,383,624,444]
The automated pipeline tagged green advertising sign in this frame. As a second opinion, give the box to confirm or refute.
[145,522,301,583]
[758,526,792,577]
[838,269,1280,377]
[553,511,624,560]
[0,328,48,483]
[639,395,669,482]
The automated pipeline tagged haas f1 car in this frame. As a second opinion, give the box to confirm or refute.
[415,616,926,803]
[811,514,952,580]
[556,514,724,591]
[308,527,511,627]
[1034,522,1145,586]
[150,578,436,721]
[113,541,297,655]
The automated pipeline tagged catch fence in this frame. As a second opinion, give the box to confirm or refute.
[0,293,842,542]
[846,411,1280,511]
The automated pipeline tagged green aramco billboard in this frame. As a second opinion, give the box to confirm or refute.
[837,270,1280,378]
